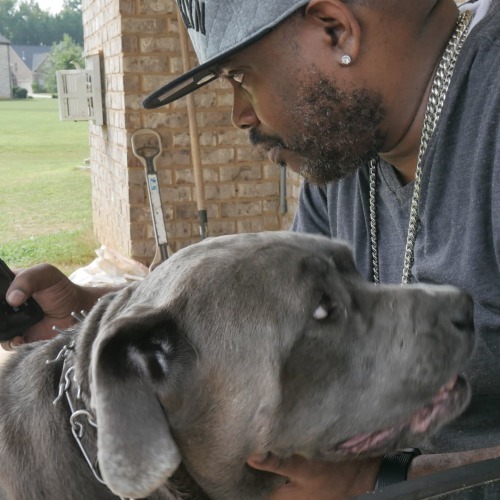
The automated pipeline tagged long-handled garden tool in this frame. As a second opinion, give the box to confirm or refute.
[279,163,288,215]
[131,129,169,270]
[177,9,208,240]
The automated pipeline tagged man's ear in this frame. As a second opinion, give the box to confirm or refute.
[304,0,361,65]
[90,306,190,499]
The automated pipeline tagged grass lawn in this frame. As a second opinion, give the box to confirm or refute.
[0,98,98,274]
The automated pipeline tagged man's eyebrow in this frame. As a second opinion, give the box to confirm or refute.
[212,64,224,76]
[214,58,234,76]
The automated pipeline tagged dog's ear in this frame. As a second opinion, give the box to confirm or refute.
[90,305,185,499]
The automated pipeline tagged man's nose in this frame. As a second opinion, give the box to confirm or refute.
[231,89,260,129]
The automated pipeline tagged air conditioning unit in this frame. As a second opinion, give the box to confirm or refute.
[56,53,104,125]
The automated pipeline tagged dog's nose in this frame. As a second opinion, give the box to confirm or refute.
[451,294,474,332]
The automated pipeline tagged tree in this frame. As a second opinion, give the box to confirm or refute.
[0,0,19,41]
[42,33,84,93]
[0,0,83,45]
[54,0,83,46]
[9,1,53,45]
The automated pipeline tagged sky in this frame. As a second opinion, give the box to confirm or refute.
[36,0,65,13]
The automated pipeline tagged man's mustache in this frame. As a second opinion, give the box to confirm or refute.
[248,128,287,151]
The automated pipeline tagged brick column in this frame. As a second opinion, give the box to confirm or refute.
[82,0,298,266]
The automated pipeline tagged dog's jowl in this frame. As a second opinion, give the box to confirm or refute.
[0,232,475,500]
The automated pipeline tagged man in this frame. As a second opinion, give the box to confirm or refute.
[3,0,500,497]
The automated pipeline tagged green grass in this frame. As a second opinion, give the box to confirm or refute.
[0,99,98,274]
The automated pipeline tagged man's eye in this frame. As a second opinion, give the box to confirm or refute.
[231,72,245,85]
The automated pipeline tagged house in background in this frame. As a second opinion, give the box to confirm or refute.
[9,44,51,93]
[0,34,12,98]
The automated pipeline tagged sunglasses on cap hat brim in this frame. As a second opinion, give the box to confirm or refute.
[142,28,274,110]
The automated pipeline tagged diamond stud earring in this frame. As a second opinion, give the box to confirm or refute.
[341,54,352,66]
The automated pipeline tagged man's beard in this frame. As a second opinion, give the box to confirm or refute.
[249,73,384,185]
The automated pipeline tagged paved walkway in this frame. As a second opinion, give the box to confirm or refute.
[29,93,54,99]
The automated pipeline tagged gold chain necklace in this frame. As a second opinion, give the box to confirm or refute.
[369,10,473,285]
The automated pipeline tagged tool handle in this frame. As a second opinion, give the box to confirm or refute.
[147,174,169,248]
[198,210,208,240]
[144,156,157,176]
[279,164,288,215]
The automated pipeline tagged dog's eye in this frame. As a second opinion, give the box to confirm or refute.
[313,304,329,320]
[313,294,337,320]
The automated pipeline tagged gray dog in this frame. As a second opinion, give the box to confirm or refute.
[0,232,475,499]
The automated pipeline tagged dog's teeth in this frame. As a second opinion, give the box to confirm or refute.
[313,305,328,320]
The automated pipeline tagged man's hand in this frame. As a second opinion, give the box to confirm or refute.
[247,445,500,499]
[247,453,381,500]
[1,264,118,349]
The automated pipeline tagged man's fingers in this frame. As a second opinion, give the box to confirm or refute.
[0,336,25,351]
[247,453,280,472]
[6,264,67,307]
[5,288,27,308]
[1,263,113,346]
[247,453,296,476]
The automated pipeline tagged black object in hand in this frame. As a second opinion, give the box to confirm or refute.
[0,259,44,341]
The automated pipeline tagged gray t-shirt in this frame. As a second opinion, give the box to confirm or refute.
[292,0,500,452]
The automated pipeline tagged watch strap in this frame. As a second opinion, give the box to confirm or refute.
[374,448,422,490]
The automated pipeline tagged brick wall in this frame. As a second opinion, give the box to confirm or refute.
[82,0,298,266]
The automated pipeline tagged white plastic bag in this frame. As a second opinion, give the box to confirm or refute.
[69,246,149,287]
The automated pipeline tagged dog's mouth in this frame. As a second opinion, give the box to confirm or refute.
[329,375,470,456]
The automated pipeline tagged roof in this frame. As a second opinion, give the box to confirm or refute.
[0,34,11,45]
[11,45,51,71]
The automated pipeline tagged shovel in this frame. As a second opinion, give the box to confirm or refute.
[131,129,170,270]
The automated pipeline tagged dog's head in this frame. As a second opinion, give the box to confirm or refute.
[82,232,474,499]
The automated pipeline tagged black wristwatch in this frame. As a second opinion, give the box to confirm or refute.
[374,448,422,490]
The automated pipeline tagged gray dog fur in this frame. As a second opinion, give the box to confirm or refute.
[0,232,475,499]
